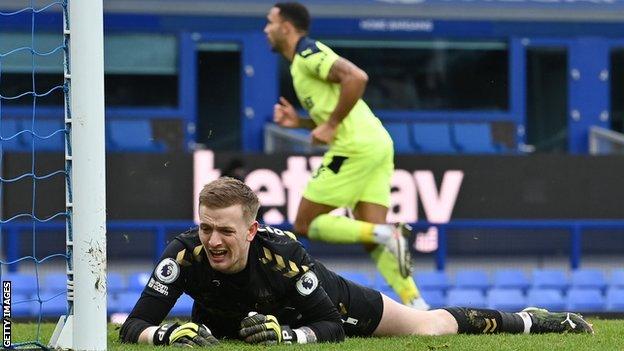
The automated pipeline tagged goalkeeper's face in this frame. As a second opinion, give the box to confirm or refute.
[198,204,258,274]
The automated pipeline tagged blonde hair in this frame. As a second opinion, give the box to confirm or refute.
[199,177,260,223]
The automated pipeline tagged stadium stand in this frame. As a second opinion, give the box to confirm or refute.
[571,269,607,291]
[453,123,500,154]
[606,288,624,311]
[107,119,166,152]
[446,288,487,308]
[526,288,566,311]
[454,269,490,292]
[487,288,527,312]
[411,122,457,153]
[566,288,606,312]
[532,269,568,292]
[414,270,451,293]
[383,122,416,153]
[492,269,530,291]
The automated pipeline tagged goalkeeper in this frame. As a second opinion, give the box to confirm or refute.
[119,178,593,347]
[265,1,427,310]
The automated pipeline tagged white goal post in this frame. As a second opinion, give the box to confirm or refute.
[49,0,107,350]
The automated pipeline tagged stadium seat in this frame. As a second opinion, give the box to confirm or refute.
[1,119,27,151]
[492,269,530,291]
[128,272,151,291]
[453,123,500,154]
[570,269,607,291]
[566,288,606,312]
[11,293,37,318]
[454,269,489,291]
[487,288,526,312]
[337,271,373,288]
[3,273,39,297]
[609,269,624,289]
[531,269,568,292]
[420,289,446,309]
[383,122,416,154]
[115,292,142,313]
[107,119,166,152]
[169,293,195,317]
[446,289,486,308]
[526,288,566,311]
[606,288,624,311]
[107,272,126,294]
[411,122,457,153]
[415,270,451,292]
[43,273,68,294]
[26,119,65,151]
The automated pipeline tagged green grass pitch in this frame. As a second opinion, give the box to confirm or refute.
[11,319,623,350]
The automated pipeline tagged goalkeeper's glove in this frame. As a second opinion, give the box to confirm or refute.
[239,312,295,345]
[153,322,219,347]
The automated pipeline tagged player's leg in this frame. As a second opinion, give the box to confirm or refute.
[373,294,593,336]
[301,150,387,245]
[353,202,427,308]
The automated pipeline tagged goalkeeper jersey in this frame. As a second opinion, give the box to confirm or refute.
[290,37,391,155]
[119,225,347,343]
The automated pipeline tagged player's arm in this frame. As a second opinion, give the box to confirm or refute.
[325,57,368,128]
[119,239,218,346]
[273,96,317,129]
[311,57,368,144]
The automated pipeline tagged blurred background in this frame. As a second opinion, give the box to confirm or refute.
[2,0,624,317]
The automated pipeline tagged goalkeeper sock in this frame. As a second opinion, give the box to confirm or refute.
[308,214,377,244]
[444,307,527,334]
[370,245,420,304]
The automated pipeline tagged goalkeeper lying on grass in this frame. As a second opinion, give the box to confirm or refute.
[119,177,593,347]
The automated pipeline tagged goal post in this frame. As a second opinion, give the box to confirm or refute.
[50,0,107,349]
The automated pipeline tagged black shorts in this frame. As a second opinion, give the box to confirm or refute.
[338,277,384,337]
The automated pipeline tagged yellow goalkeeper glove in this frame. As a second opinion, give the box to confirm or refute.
[153,322,219,347]
[239,312,295,344]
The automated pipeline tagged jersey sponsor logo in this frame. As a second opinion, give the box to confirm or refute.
[155,258,180,284]
[295,271,318,296]
[148,277,170,296]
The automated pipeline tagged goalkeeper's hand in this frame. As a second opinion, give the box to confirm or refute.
[239,312,295,344]
[153,322,219,347]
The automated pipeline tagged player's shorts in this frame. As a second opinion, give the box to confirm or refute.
[337,276,384,337]
[303,142,394,209]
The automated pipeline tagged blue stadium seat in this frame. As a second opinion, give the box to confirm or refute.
[609,269,624,289]
[128,272,151,291]
[606,288,624,311]
[383,122,416,154]
[115,292,142,313]
[566,288,606,312]
[26,119,65,151]
[446,289,486,308]
[1,119,27,151]
[493,269,530,291]
[526,288,566,311]
[43,273,68,294]
[11,293,37,318]
[420,289,446,309]
[453,123,500,154]
[454,269,489,291]
[415,271,450,292]
[487,288,526,312]
[3,273,38,297]
[107,119,166,152]
[170,293,195,317]
[532,269,568,292]
[108,272,126,294]
[411,122,457,153]
[570,269,607,291]
[337,271,373,288]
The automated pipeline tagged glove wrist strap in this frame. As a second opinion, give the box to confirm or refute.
[152,323,180,346]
